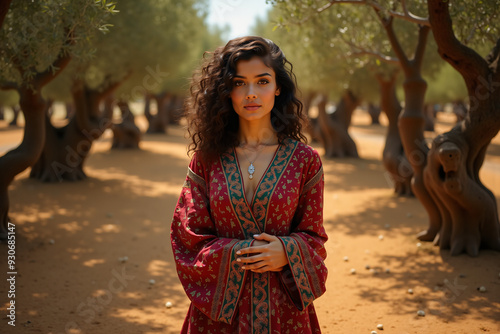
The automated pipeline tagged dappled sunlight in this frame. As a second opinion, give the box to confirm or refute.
[139,141,190,159]
[111,302,190,329]
[28,310,39,316]
[323,160,357,173]
[85,168,183,198]
[94,223,122,234]
[145,259,171,276]
[32,292,49,298]
[325,188,393,219]
[59,221,84,233]
[83,259,106,267]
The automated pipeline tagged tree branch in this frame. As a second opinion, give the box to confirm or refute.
[399,0,429,26]
[97,71,131,101]
[0,81,18,91]
[427,0,489,84]
[351,50,400,65]
[71,80,91,131]
[317,0,365,13]
[33,28,75,87]
[34,52,72,87]
[374,9,410,71]
[486,38,500,67]
[0,0,13,28]
[317,0,430,26]
[144,94,152,122]
[96,78,124,102]
[340,35,400,65]
[412,25,431,71]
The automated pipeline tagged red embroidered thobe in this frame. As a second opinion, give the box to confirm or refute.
[171,139,328,333]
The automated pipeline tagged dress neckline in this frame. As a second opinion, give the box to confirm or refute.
[234,143,281,209]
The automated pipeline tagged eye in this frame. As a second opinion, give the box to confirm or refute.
[258,79,269,85]
[233,80,245,87]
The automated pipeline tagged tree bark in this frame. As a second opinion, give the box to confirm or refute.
[452,100,467,123]
[145,91,171,133]
[423,103,435,131]
[65,102,75,119]
[168,94,184,125]
[0,89,47,238]
[0,0,13,28]
[372,9,444,245]
[421,0,500,255]
[367,103,381,125]
[317,91,359,158]
[111,100,141,149]
[301,91,321,142]
[0,49,71,238]
[8,105,20,126]
[30,81,120,182]
[376,71,413,196]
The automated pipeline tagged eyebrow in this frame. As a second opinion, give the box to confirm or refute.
[234,73,272,79]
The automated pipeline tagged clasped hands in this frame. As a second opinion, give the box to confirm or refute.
[236,233,288,273]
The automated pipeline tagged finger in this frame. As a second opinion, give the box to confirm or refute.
[237,254,263,264]
[237,247,260,256]
[237,244,269,255]
[253,233,276,242]
[241,261,264,271]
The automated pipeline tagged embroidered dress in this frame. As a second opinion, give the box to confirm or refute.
[171,139,328,334]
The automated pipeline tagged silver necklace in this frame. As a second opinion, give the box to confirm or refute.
[239,146,264,180]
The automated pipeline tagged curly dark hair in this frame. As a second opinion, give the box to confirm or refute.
[185,36,308,163]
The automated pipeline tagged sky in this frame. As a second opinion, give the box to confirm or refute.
[206,0,273,40]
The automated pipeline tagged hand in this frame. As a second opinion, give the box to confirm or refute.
[236,233,288,273]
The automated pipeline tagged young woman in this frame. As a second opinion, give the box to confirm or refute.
[171,36,328,333]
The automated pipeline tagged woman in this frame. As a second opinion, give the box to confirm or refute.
[171,36,328,333]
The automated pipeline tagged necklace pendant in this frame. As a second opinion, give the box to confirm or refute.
[248,163,255,179]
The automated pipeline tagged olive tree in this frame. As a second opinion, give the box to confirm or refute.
[271,0,500,255]
[35,0,211,181]
[0,0,115,238]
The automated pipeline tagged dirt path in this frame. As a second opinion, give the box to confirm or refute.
[0,110,499,334]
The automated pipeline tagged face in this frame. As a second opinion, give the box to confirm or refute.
[230,56,280,122]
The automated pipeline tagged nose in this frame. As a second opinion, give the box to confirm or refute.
[245,84,257,100]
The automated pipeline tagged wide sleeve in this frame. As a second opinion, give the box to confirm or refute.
[170,153,251,324]
[277,147,328,311]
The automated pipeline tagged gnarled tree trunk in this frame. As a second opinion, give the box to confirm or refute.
[8,105,20,126]
[367,103,381,125]
[317,90,359,158]
[30,81,120,182]
[452,100,467,123]
[0,50,70,238]
[111,100,141,149]
[376,71,413,196]
[373,11,445,247]
[423,103,435,132]
[418,0,500,255]
[65,101,75,120]
[0,0,13,28]
[301,91,320,142]
[144,92,171,133]
[0,89,47,238]
[168,94,184,125]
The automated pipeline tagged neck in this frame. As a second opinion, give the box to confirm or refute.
[238,118,278,147]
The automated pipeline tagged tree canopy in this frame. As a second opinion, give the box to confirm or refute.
[42,0,216,102]
[0,0,115,89]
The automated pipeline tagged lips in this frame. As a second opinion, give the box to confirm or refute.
[244,103,261,111]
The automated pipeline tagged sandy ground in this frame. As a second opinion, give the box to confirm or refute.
[0,109,499,334]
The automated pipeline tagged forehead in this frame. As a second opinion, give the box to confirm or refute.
[234,56,275,77]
